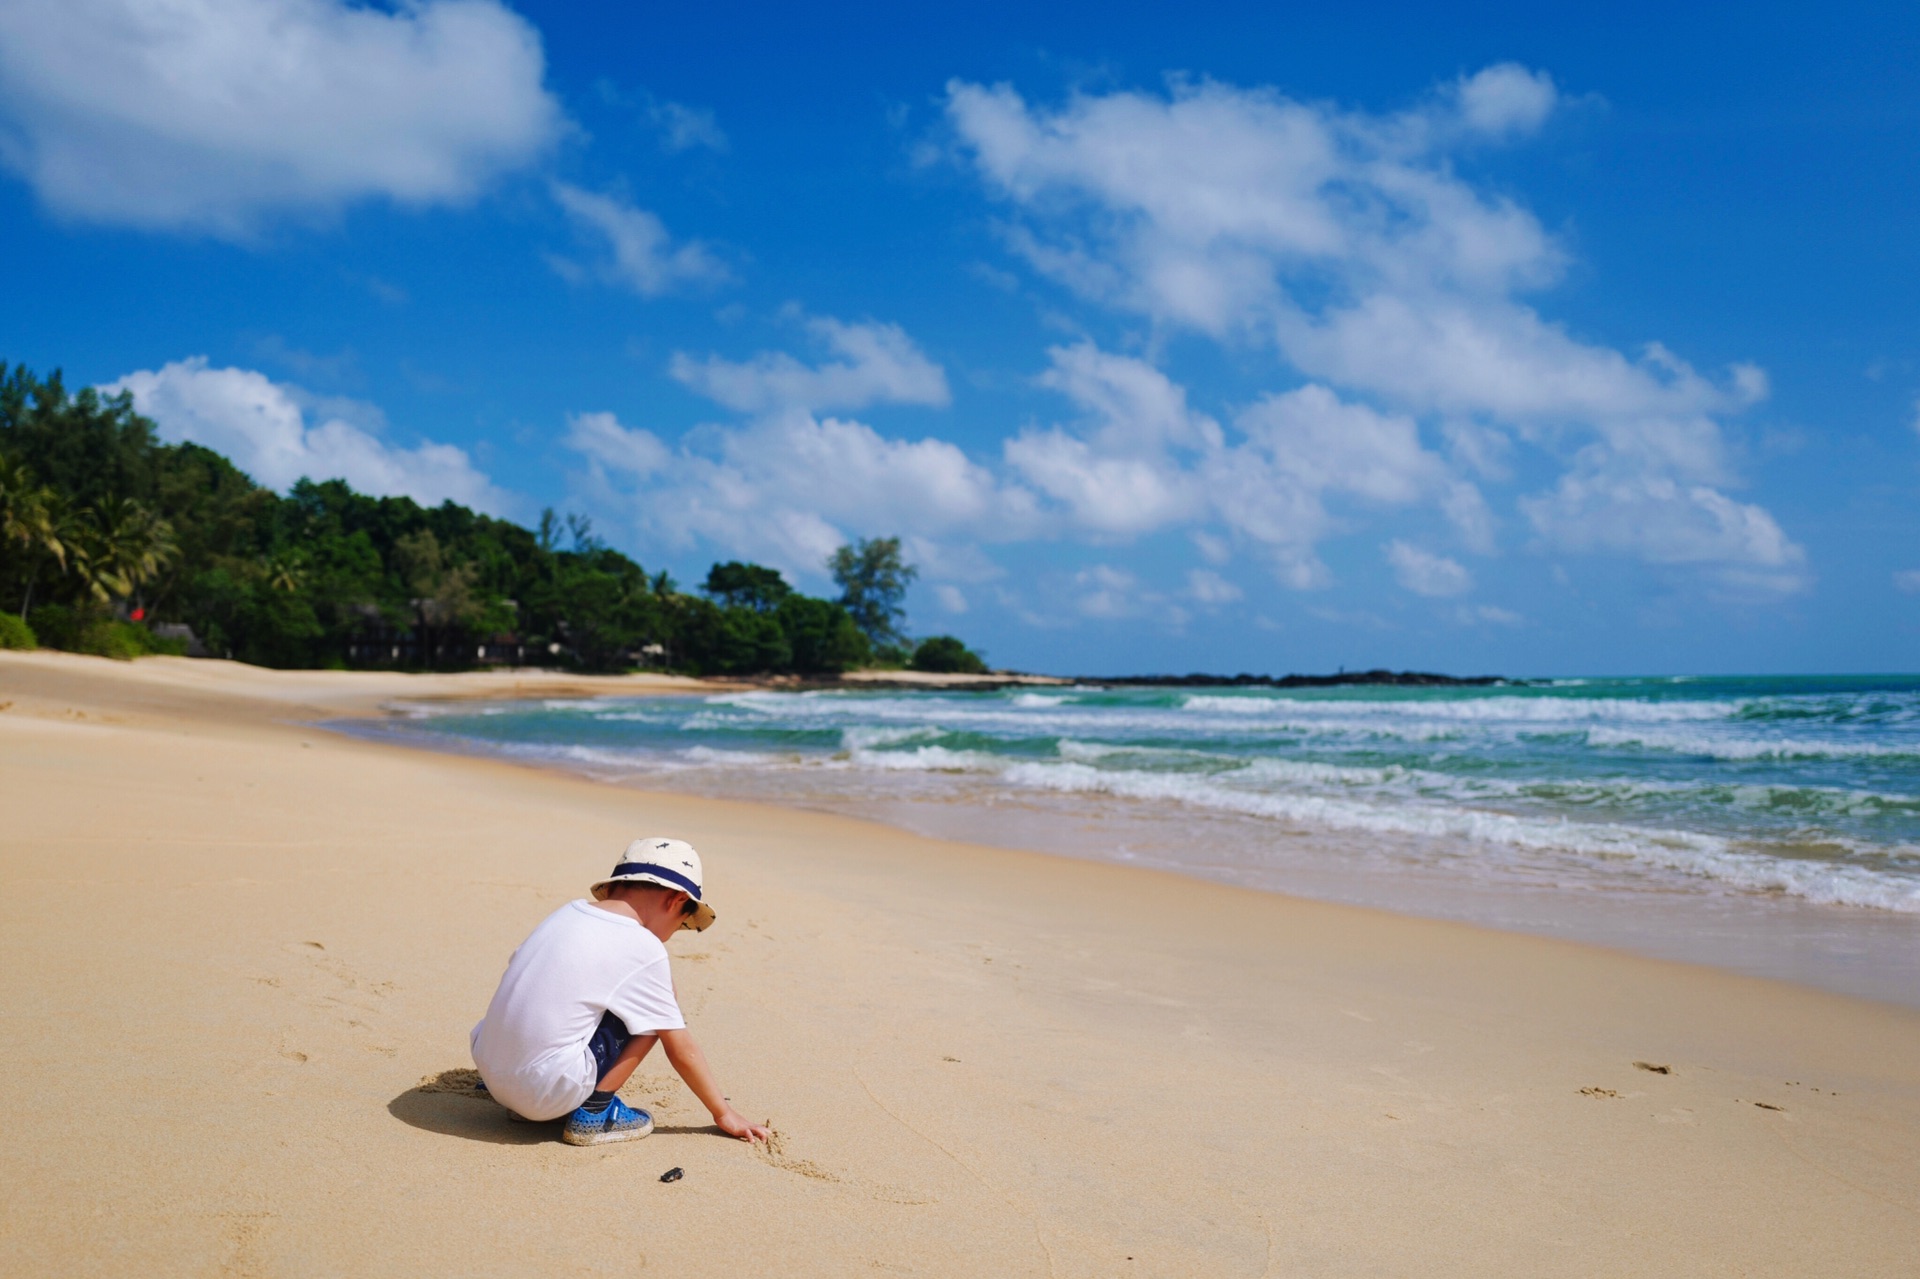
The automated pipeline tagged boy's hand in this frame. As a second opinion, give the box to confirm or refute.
[656,1029,770,1143]
[715,1106,771,1143]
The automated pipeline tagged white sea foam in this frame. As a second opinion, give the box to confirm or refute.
[992,760,1920,913]
[397,679,1920,918]
[1181,693,1741,723]
[848,744,1001,772]
[679,744,782,766]
[1584,726,1914,761]
[840,724,944,750]
[791,738,1920,911]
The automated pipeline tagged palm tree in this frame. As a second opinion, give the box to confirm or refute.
[0,455,72,617]
[262,549,305,594]
[76,497,177,607]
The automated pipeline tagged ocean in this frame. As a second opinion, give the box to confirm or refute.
[347,674,1920,1006]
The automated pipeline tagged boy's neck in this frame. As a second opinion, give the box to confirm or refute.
[589,896,680,943]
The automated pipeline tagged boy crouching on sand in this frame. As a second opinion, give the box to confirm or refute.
[471,838,770,1147]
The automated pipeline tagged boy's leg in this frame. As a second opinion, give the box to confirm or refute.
[595,1032,658,1094]
[564,1013,659,1147]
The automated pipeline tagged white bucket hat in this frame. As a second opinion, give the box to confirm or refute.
[590,837,716,931]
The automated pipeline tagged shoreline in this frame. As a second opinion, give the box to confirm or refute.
[346,669,1920,1012]
[18,650,1919,1006]
[343,708,1920,1012]
[5,650,1920,1274]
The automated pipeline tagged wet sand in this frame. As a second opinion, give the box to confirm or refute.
[2,650,1917,1275]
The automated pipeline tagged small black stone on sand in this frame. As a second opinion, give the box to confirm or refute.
[660,1167,684,1183]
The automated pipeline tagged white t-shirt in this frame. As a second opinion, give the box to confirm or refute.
[470,900,686,1120]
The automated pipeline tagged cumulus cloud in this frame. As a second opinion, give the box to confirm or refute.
[567,403,1032,579]
[1011,345,1473,581]
[670,316,950,414]
[551,183,729,295]
[944,70,1804,597]
[102,357,511,512]
[1386,540,1473,597]
[616,329,1482,598]
[1071,564,1185,625]
[566,410,669,478]
[1449,63,1558,137]
[1521,472,1807,596]
[567,317,1027,592]
[648,100,727,153]
[1006,343,1215,535]
[1186,568,1243,604]
[1210,385,1459,586]
[1458,603,1524,627]
[0,0,561,235]
[945,74,1563,334]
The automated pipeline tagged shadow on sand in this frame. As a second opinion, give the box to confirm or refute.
[387,1069,553,1146]
[388,1068,727,1145]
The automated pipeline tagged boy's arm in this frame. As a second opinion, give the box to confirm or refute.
[657,1028,771,1143]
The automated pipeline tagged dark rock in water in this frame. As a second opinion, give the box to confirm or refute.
[1084,669,1511,689]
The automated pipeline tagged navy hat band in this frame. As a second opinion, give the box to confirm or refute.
[609,861,701,899]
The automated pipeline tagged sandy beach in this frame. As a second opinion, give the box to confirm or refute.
[2,651,1917,1276]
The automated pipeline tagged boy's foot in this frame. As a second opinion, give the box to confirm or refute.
[562,1097,654,1146]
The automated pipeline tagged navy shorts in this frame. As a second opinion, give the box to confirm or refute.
[586,1011,632,1082]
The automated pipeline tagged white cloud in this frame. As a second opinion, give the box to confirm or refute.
[1004,428,1199,536]
[1185,568,1242,604]
[551,183,728,296]
[597,333,1481,598]
[1441,420,1513,480]
[569,404,1033,580]
[1896,570,1920,595]
[103,357,510,512]
[1071,564,1186,624]
[1449,64,1558,137]
[1457,603,1524,627]
[1006,344,1214,535]
[1520,472,1807,597]
[1208,384,1463,585]
[648,100,727,153]
[1014,345,1471,581]
[1035,341,1222,454]
[945,74,1563,335]
[567,316,1032,585]
[933,584,970,614]
[566,411,669,478]
[670,316,950,413]
[1386,540,1473,597]
[1191,531,1231,565]
[0,0,561,235]
[944,71,1804,596]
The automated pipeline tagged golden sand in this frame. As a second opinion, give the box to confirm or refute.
[2,650,1916,1275]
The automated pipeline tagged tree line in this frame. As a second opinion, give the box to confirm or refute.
[0,362,988,676]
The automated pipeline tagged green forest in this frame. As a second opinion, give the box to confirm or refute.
[0,363,988,677]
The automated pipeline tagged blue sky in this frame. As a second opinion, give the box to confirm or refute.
[2,0,1918,676]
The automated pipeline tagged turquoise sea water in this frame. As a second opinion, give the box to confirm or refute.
[359,675,1920,1002]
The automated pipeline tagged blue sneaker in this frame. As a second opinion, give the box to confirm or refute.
[562,1097,654,1146]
